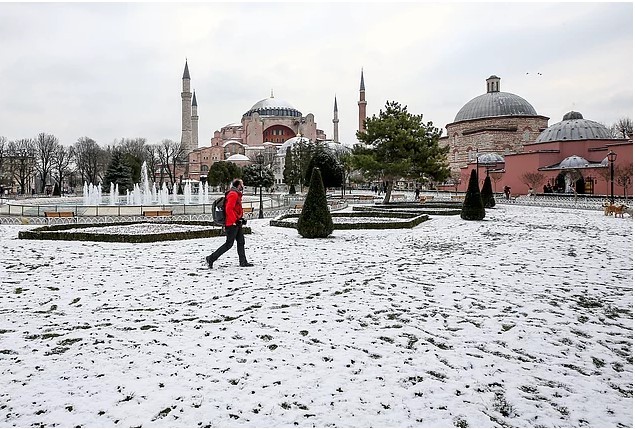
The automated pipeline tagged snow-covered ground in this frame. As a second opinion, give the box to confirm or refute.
[0,204,632,428]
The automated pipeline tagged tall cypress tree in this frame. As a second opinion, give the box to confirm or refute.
[461,169,485,220]
[283,147,297,194]
[481,175,496,208]
[297,167,334,238]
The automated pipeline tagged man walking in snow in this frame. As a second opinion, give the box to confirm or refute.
[206,179,253,268]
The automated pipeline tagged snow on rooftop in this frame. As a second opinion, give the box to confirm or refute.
[0,204,632,427]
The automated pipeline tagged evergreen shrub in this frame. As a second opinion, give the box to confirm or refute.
[460,169,485,220]
[297,168,334,238]
[481,175,496,208]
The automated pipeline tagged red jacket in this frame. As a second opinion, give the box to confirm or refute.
[225,189,244,226]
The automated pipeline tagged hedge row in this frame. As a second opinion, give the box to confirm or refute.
[18,221,251,243]
[270,213,429,230]
[353,206,462,216]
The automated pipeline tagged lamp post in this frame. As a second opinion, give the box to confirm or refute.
[256,152,265,219]
[475,148,479,185]
[607,150,617,204]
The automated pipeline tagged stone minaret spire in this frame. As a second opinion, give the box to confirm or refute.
[333,95,339,143]
[358,68,367,135]
[181,60,193,152]
[191,90,199,149]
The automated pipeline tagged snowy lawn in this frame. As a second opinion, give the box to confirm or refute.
[0,204,632,427]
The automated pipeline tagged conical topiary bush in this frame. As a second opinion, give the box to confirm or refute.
[461,169,485,220]
[481,175,496,208]
[297,167,334,238]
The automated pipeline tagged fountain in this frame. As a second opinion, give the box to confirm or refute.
[90,161,201,207]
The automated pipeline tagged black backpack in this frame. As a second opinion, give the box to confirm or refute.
[212,192,228,226]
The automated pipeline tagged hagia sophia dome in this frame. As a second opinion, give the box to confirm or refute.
[454,76,538,122]
[535,111,613,143]
[243,95,302,118]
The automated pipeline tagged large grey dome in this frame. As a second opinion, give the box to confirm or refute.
[535,111,612,143]
[454,75,538,122]
[454,91,538,122]
[243,96,302,118]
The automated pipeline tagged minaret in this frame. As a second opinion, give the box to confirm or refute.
[181,60,193,152]
[333,95,339,143]
[191,90,199,148]
[358,68,367,135]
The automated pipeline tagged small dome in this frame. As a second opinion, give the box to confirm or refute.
[476,152,504,164]
[244,96,302,118]
[277,136,310,155]
[559,155,589,169]
[225,154,250,162]
[535,112,613,143]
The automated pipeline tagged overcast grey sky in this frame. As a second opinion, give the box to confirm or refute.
[0,2,632,148]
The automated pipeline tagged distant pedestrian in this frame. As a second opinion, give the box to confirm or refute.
[415,186,421,200]
[206,179,253,269]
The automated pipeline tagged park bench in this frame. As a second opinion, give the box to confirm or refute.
[142,210,173,217]
[358,195,375,201]
[44,211,75,224]
[44,211,75,218]
[391,194,405,201]
[294,204,304,210]
[243,207,254,213]
[451,195,464,201]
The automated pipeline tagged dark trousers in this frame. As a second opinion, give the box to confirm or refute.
[209,225,247,264]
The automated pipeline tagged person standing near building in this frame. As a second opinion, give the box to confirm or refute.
[206,179,253,268]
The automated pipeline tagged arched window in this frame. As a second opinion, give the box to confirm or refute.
[467,147,475,161]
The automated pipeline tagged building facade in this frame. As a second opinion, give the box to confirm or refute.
[443,111,632,197]
[437,75,632,198]
[441,76,549,173]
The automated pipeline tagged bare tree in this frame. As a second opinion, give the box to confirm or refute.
[615,163,633,200]
[7,139,37,195]
[52,144,75,195]
[119,137,147,162]
[610,117,633,139]
[74,137,107,185]
[145,144,161,185]
[157,139,187,187]
[489,171,503,193]
[520,172,546,197]
[596,165,612,197]
[34,132,59,193]
[448,171,462,194]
